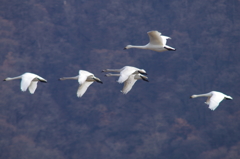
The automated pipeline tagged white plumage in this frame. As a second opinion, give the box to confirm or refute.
[59,70,102,97]
[4,72,47,94]
[121,73,148,94]
[190,91,233,110]
[102,66,147,84]
[124,31,176,52]
[105,73,148,94]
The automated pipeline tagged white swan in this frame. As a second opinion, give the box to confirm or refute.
[190,91,233,110]
[59,70,103,97]
[102,66,147,83]
[124,31,176,52]
[105,73,148,94]
[3,72,47,94]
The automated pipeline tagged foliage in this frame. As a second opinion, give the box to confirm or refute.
[0,0,239,158]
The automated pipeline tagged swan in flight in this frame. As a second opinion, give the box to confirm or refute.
[3,72,47,94]
[102,66,147,83]
[124,30,176,52]
[190,91,233,110]
[59,70,103,97]
[105,73,148,94]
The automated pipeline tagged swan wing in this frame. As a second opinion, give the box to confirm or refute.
[147,31,164,46]
[78,70,93,84]
[117,67,137,83]
[160,35,170,46]
[121,75,138,94]
[28,81,38,94]
[77,81,93,97]
[208,93,225,110]
[20,73,37,92]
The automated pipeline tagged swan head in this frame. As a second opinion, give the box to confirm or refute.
[3,78,11,81]
[138,69,147,75]
[190,95,197,98]
[124,45,133,50]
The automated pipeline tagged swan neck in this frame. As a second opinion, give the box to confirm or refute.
[192,93,211,98]
[4,75,22,81]
[59,76,78,80]
[128,45,147,49]
[106,73,120,77]
[104,69,121,72]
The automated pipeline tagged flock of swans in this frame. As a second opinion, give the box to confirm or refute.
[3,31,232,110]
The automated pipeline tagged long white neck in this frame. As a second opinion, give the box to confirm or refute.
[59,76,79,80]
[4,75,22,81]
[191,93,212,98]
[105,73,120,77]
[102,69,121,73]
[126,45,147,50]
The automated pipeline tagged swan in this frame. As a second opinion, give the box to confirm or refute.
[102,66,147,83]
[59,70,103,97]
[3,72,47,94]
[190,91,233,110]
[105,73,148,94]
[124,30,176,52]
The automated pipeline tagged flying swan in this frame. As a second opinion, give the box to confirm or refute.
[105,73,149,94]
[124,30,176,52]
[59,70,103,97]
[190,91,233,110]
[3,72,47,94]
[102,66,147,83]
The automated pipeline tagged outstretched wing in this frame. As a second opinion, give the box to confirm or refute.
[78,70,92,84]
[117,67,136,83]
[77,81,93,97]
[28,81,38,94]
[208,93,225,110]
[20,74,36,92]
[147,31,164,46]
[121,74,138,94]
[160,35,171,46]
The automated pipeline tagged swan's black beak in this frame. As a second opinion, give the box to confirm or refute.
[123,47,127,50]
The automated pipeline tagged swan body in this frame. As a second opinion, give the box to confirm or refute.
[102,66,147,83]
[124,31,176,52]
[59,70,102,97]
[3,72,47,94]
[105,73,148,94]
[190,91,233,110]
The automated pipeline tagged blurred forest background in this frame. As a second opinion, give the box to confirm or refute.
[0,0,239,159]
